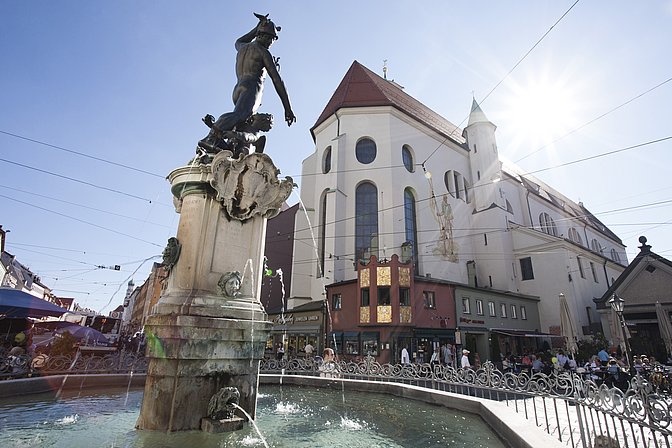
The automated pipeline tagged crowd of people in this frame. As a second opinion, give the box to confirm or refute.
[395,343,672,391]
[1,327,147,378]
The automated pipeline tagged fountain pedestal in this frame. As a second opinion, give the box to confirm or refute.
[136,151,293,431]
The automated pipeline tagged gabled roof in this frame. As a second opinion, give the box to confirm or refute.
[595,237,672,307]
[311,61,465,144]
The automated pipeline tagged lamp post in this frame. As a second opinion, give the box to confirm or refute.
[608,293,632,371]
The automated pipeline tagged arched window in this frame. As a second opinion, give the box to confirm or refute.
[402,145,414,172]
[539,212,558,237]
[590,238,602,254]
[610,248,621,263]
[322,146,332,174]
[318,190,329,277]
[355,138,377,164]
[444,170,464,198]
[355,182,379,262]
[404,188,419,274]
[568,227,583,246]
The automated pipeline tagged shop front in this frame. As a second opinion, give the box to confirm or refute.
[266,301,325,360]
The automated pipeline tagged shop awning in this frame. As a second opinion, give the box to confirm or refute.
[491,329,564,338]
[0,288,68,318]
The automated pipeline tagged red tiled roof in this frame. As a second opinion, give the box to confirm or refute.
[311,61,465,144]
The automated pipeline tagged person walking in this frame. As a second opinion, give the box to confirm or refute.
[460,349,471,368]
[430,348,440,366]
[276,343,284,361]
[442,343,453,367]
[304,342,314,359]
[401,346,410,364]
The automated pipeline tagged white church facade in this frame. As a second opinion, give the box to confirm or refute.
[288,61,627,350]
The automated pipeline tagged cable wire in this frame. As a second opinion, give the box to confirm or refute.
[0,129,164,178]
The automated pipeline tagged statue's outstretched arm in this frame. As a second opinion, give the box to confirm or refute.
[262,51,296,126]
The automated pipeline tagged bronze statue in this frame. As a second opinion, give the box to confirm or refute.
[200,112,272,158]
[199,13,295,154]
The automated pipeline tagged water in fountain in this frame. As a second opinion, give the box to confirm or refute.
[0,385,507,448]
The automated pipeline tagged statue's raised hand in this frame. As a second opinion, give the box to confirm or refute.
[285,110,296,127]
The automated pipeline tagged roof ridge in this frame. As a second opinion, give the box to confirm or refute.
[311,61,464,144]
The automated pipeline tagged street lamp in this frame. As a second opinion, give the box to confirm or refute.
[608,293,632,371]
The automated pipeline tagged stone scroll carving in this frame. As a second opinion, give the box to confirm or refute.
[210,151,293,221]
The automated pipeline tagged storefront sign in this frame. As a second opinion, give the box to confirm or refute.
[273,314,320,325]
[459,317,485,325]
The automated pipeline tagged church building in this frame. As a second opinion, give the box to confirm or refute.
[285,61,627,363]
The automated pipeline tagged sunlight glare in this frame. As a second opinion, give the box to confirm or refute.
[506,74,580,149]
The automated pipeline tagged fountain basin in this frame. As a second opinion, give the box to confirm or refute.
[0,373,563,447]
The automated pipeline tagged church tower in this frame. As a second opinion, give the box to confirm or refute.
[463,99,502,212]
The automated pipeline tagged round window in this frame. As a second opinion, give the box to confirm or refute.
[355,138,377,164]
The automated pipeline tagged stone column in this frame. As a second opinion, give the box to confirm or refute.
[136,151,293,431]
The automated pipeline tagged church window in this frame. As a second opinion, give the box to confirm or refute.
[355,138,377,164]
[322,146,332,174]
[539,212,558,237]
[402,145,414,172]
[404,188,419,274]
[355,182,379,262]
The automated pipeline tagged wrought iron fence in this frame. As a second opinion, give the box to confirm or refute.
[260,357,672,448]
[0,351,147,379]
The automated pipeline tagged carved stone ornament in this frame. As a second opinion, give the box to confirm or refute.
[209,151,293,221]
[162,237,181,271]
[217,271,242,298]
[207,386,240,420]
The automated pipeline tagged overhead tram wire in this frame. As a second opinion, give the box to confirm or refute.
[0,193,164,248]
[97,255,161,314]
[521,136,672,176]
[283,134,671,240]
[421,0,582,166]
[0,157,156,203]
[515,75,672,163]
[0,184,173,228]
[0,130,164,178]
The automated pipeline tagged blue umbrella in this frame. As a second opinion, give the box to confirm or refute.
[0,288,68,318]
[56,324,110,346]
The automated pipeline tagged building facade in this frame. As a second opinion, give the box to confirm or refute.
[595,237,672,362]
[290,61,627,360]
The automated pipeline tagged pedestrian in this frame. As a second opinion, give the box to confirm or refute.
[442,343,453,367]
[460,349,471,368]
[401,346,410,364]
[430,348,440,366]
[319,348,337,378]
[276,343,284,361]
[304,342,314,358]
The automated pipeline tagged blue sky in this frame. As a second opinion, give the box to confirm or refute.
[2,1,672,312]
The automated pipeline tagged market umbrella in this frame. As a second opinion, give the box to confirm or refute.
[609,307,626,354]
[559,293,578,356]
[0,287,68,318]
[655,301,672,357]
[56,324,110,346]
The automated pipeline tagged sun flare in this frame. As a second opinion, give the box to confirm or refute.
[504,73,581,153]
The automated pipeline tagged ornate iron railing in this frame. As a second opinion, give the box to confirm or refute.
[260,358,672,448]
[0,351,147,379]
